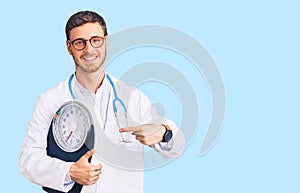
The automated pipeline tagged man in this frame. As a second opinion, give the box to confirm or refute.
[19,10,185,193]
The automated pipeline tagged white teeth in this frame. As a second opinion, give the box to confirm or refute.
[83,56,97,61]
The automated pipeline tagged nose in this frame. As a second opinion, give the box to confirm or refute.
[83,40,94,53]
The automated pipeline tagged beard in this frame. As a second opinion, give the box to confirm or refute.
[75,60,103,73]
[73,50,107,73]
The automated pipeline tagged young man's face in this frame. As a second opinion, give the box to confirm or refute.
[67,22,107,73]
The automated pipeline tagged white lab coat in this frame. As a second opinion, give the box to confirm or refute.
[19,73,185,193]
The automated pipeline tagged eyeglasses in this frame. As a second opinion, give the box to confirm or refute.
[68,36,105,51]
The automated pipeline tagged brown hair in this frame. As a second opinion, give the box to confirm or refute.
[65,10,107,40]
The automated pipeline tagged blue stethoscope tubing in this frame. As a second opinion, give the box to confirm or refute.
[68,73,132,143]
[68,73,128,114]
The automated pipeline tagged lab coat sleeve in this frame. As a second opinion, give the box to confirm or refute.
[128,89,185,158]
[18,93,74,192]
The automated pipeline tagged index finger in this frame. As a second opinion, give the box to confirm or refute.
[119,126,141,133]
[91,163,102,171]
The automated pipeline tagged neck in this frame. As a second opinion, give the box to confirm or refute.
[75,67,105,93]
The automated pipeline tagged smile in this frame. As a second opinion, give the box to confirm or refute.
[83,56,98,62]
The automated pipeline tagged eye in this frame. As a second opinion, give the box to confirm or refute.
[92,38,102,43]
[74,40,84,46]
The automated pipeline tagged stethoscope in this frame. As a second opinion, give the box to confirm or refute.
[68,73,133,143]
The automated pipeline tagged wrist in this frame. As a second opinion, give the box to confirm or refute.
[69,163,77,181]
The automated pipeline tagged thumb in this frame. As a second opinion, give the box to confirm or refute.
[81,149,95,160]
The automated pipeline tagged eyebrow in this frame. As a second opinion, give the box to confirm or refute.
[70,35,105,42]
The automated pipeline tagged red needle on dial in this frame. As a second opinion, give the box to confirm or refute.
[66,131,73,142]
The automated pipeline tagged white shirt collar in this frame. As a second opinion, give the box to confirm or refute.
[73,73,110,102]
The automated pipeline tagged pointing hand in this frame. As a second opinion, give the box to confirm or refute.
[120,124,166,145]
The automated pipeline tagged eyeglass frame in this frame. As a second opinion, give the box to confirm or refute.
[68,36,106,51]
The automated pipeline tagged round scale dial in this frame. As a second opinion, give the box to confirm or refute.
[52,101,92,152]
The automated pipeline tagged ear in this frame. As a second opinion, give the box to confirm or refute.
[66,40,72,55]
[105,35,109,50]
